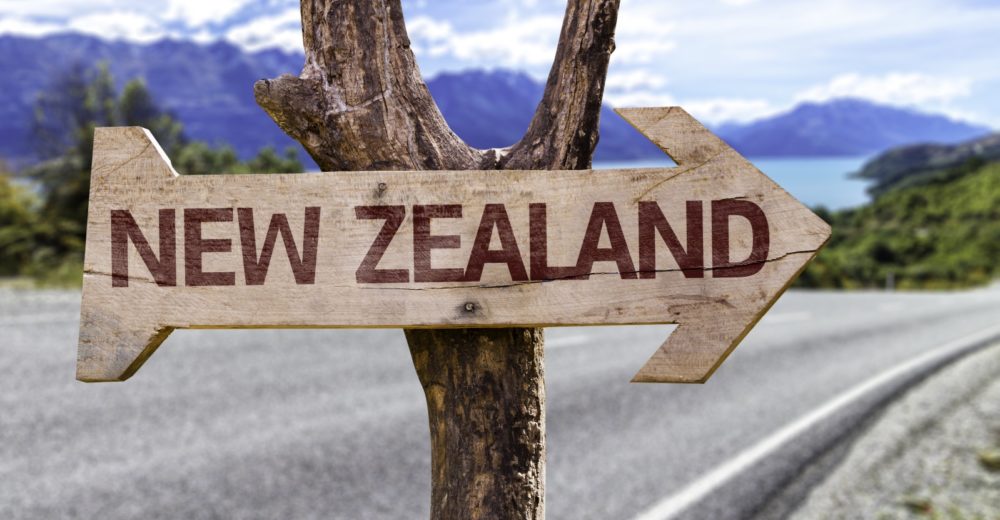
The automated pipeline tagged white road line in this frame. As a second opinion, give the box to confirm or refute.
[630,322,1000,520]
[760,311,811,325]
[546,335,591,350]
[0,313,79,325]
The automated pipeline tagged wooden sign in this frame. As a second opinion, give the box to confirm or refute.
[77,107,830,384]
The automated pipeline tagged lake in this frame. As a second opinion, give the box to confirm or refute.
[594,156,872,210]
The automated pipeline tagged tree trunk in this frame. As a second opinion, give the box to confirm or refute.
[255,1,620,517]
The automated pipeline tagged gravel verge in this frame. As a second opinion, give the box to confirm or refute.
[790,342,1000,519]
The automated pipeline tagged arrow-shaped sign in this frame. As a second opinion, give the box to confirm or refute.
[77,107,830,383]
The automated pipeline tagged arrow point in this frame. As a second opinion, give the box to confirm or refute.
[615,107,733,166]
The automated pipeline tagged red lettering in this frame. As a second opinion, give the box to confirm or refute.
[575,202,637,279]
[712,200,769,277]
[239,207,321,285]
[413,205,465,283]
[111,209,176,287]
[464,204,528,282]
[184,208,235,287]
[355,206,408,283]
[529,203,582,281]
[638,201,704,278]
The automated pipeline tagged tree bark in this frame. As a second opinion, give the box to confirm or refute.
[255,1,620,518]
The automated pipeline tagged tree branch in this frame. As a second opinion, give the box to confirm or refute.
[503,0,621,170]
[255,1,621,518]
[254,0,483,171]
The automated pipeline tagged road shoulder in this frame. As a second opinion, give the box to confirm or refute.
[789,342,1000,519]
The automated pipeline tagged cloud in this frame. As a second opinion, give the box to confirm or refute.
[225,8,302,52]
[165,0,256,27]
[0,0,996,127]
[606,70,670,92]
[612,11,677,65]
[603,73,777,126]
[0,0,257,37]
[0,0,122,17]
[67,12,170,43]
[682,98,779,125]
[408,14,564,69]
[0,17,65,37]
[676,73,977,126]
[605,70,673,107]
[0,11,171,42]
[796,73,973,107]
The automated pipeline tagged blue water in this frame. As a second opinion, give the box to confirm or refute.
[594,156,871,210]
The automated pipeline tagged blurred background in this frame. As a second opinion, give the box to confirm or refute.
[1,1,998,519]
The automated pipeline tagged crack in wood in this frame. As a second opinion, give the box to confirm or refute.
[83,249,816,291]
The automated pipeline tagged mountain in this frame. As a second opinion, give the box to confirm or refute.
[426,70,661,161]
[0,33,304,168]
[716,98,991,158]
[0,33,991,168]
[853,132,1000,195]
[0,33,659,168]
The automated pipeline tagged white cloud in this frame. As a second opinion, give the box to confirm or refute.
[407,17,452,42]
[0,0,122,17]
[602,87,780,126]
[165,0,254,27]
[605,90,677,109]
[612,13,677,65]
[225,8,302,52]
[67,12,169,43]
[796,73,973,107]
[605,71,673,108]
[676,73,977,126]
[682,98,779,125]
[0,0,996,127]
[408,14,564,69]
[0,0,255,34]
[606,70,669,92]
[0,17,65,37]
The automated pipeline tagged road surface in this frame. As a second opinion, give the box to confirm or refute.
[1,287,999,519]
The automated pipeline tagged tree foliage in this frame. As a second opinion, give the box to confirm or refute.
[798,160,1000,289]
[0,171,40,276]
[0,64,303,283]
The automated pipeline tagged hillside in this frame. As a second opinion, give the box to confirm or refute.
[800,158,1000,289]
[717,99,989,157]
[853,133,1000,195]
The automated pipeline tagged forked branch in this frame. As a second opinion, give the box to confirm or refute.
[255,0,621,173]
[255,1,621,518]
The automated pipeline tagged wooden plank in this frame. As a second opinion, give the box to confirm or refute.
[77,107,830,384]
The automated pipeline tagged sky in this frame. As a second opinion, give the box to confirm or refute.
[0,0,997,127]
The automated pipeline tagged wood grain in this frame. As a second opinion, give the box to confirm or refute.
[254,3,621,516]
[78,108,830,384]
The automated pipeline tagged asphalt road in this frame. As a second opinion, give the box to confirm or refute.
[2,286,999,519]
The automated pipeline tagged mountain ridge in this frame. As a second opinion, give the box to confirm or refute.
[854,132,1000,195]
[717,98,989,158]
[0,33,991,167]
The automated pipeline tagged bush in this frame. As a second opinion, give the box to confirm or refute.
[798,161,1000,289]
